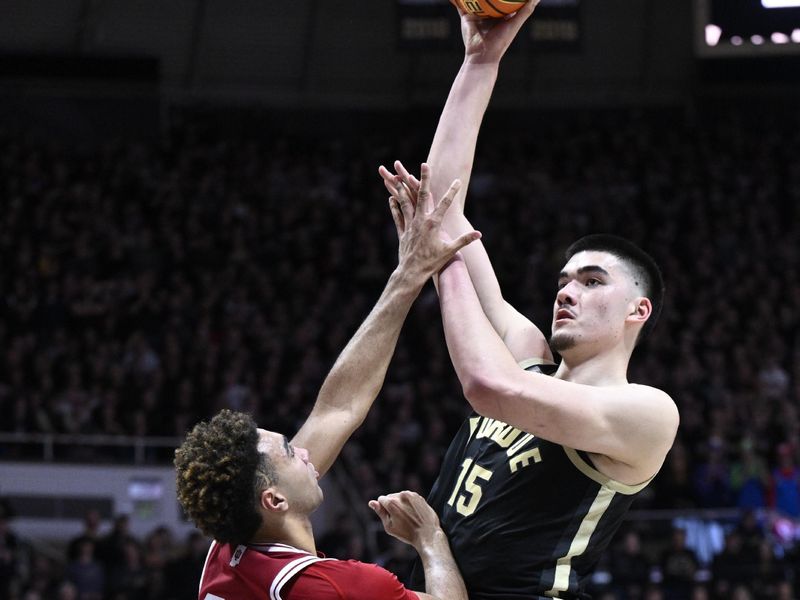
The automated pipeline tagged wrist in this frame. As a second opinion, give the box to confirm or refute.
[392,264,429,292]
[439,254,466,276]
[414,528,449,556]
[462,57,502,72]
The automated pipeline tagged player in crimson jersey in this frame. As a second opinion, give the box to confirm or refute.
[175,173,478,600]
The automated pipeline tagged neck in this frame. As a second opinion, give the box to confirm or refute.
[554,342,631,385]
[251,514,316,555]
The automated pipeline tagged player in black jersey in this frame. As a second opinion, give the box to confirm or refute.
[379,3,679,599]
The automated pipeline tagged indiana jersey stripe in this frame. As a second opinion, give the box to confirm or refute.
[545,485,616,597]
[270,555,331,600]
[199,541,217,596]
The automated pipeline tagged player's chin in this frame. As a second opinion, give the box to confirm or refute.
[549,331,576,354]
[309,487,324,512]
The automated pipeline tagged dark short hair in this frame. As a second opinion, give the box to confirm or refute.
[174,410,277,545]
[565,234,664,342]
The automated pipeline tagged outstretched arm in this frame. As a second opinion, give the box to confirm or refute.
[370,491,467,600]
[380,1,551,362]
[437,257,679,483]
[292,175,480,478]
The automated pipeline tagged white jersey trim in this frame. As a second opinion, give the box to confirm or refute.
[249,542,311,555]
[199,540,217,596]
[269,554,334,600]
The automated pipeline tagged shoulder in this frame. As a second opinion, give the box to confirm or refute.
[628,384,679,427]
[290,559,418,600]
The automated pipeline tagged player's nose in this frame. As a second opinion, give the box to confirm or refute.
[556,282,577,306]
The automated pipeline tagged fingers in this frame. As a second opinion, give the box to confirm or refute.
[449,230,482,254]
[503,0,538,29]
[388,197,404,237]
[394,183,415,226]
[526,0,541,14]
[379,165,398,197]
[416,163,432,215]
[394,161,420,194]
[369,498,391,526]
[432,178,462,221]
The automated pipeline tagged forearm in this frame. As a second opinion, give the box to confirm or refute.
[428,61,499,212]
[294,266,426,476]
[314,267,424,419]
[438,258,519,398]
[417,530,468,600]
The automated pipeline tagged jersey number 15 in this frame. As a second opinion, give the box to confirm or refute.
[446,458,493,517]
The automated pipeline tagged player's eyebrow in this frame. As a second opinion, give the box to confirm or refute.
[559,265,610,280]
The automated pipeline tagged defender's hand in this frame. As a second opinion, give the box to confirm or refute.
[369,491,442,549]
[387,163,480,278]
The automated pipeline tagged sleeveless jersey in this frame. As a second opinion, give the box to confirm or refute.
[199,540,418,600]
[411,363,652,600]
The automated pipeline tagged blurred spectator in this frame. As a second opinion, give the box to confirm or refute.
[735,510,766,560]
[730,437,770,511]
[97,515,136,573]
[609,530,650,599]
[65,539,105,600]
[769,443,800,518]
[710,530,750,598]
[750,540,791,599]
[0,503,19,600]
[162,532,208,600]
[659,528,699,600]
[692,436,733,508]
[67,509,103,562]
[107,539,148,600]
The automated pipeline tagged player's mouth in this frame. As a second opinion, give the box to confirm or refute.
[555,308,575,322]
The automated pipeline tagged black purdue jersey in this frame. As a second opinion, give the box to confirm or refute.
[410,362,651,600]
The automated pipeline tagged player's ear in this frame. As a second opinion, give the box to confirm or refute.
[627,297,652,325]
[260,488,288,514]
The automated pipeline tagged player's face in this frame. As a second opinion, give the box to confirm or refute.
[550,250,640,354]
[257,429,323,512]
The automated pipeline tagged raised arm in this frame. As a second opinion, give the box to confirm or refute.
[380,1,550,361]
[437,257,679,484]
[370,491,467,600]
[292,176,480,478]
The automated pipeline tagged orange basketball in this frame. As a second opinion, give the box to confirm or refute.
[454,0,529,19]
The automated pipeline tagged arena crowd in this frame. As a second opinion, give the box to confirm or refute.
[1,105,799,598]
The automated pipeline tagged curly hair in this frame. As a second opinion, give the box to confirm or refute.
[174,410,278,545]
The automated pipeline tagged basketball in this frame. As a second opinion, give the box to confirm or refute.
[455,0,529,19]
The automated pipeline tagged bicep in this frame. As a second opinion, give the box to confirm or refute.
[483,374,677,468]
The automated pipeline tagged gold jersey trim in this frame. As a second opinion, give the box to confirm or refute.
[563,447,653,496]
[545,485,616,597]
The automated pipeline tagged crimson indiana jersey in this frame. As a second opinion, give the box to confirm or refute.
[410,362,652,599]
[200,541,419,600]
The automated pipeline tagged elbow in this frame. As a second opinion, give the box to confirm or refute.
[461,372,503,416]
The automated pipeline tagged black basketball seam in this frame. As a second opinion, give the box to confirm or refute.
[482,0,503,16]
[483,0,526,16]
